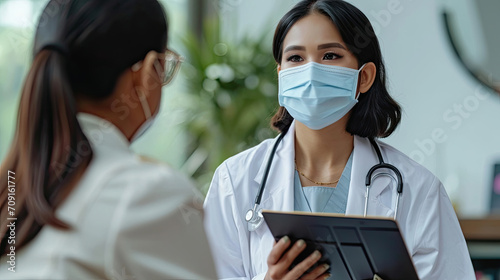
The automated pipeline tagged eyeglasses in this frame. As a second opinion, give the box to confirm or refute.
[156,49,184,86]
[132,49,184,86]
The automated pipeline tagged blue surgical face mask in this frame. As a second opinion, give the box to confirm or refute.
[278,62,366,130]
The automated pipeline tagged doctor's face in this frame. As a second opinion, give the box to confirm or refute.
[279,12,359,71]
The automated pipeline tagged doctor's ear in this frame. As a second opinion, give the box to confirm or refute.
[358,62,376,94]
[131,50,163,92]
[277,64,281,74]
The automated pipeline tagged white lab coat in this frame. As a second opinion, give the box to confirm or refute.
[204,121,474,280]
[0,113,217,279]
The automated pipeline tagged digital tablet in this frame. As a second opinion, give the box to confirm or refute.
[262,210,419,280]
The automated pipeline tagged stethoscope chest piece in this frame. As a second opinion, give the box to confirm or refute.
[245,209,254,221]
[245,207,264,231]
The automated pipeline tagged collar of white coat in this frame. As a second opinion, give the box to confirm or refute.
[76,113,131,153]
[252,121,393,216]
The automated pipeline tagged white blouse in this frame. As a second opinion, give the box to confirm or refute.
[0,113,217,279]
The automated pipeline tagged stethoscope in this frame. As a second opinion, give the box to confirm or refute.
[245,133,403,232]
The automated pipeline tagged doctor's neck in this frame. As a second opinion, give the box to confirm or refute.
[294,115,353,170]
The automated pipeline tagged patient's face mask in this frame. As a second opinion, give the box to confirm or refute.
[130,90,157,142]
[278,62,365,130]
[129,51,180,143]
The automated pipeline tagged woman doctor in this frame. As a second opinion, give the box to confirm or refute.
[0,0,216,278]
[203,0,474,279]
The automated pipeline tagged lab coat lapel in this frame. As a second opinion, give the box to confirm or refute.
[250,125,296,276]
[346,136,394,217]
[253,122,296,212]
[252,131,393,216]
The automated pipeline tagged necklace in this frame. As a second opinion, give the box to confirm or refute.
[294,161,340,186]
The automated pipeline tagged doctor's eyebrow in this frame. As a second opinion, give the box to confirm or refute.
[283,45,306,53]
[317,42,346,50]
[283,43,347,53]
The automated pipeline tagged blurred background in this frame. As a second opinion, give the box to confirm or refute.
[1,0,500,276]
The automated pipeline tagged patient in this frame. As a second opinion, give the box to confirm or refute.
[0,0,216,278]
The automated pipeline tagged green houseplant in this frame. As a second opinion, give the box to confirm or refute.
[180,21,279,192]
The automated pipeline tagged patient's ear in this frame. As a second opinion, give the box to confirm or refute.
[131,50,162,92]
[277,64,281,74]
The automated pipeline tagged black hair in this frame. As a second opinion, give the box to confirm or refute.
[1,0,167,254]
[271,0,401,138]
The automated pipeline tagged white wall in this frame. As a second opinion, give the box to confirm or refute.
[365,0,500,218]
[221,0,500,217]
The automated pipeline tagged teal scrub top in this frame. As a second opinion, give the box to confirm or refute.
[294,153,353,213]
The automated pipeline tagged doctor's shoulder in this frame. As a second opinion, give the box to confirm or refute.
[376,139,442,190]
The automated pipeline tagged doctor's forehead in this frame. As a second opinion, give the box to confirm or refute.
[282,12,347,52]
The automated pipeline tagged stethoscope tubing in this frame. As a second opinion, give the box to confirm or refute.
[254,133,286,205]
[246,134,403,231]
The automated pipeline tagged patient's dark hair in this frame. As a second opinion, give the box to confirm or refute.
[271,0,401,138]
[0,0,167,255]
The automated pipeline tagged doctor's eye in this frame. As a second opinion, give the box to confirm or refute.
[323,52,341,60]
[286,55,304,63]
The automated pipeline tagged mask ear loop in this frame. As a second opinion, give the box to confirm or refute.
[137,88,152,119]
[133,54,165,85]
[153,59,165,84]
[132,61,142,72]
[131,62,153,119]
[355,63,368,100]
